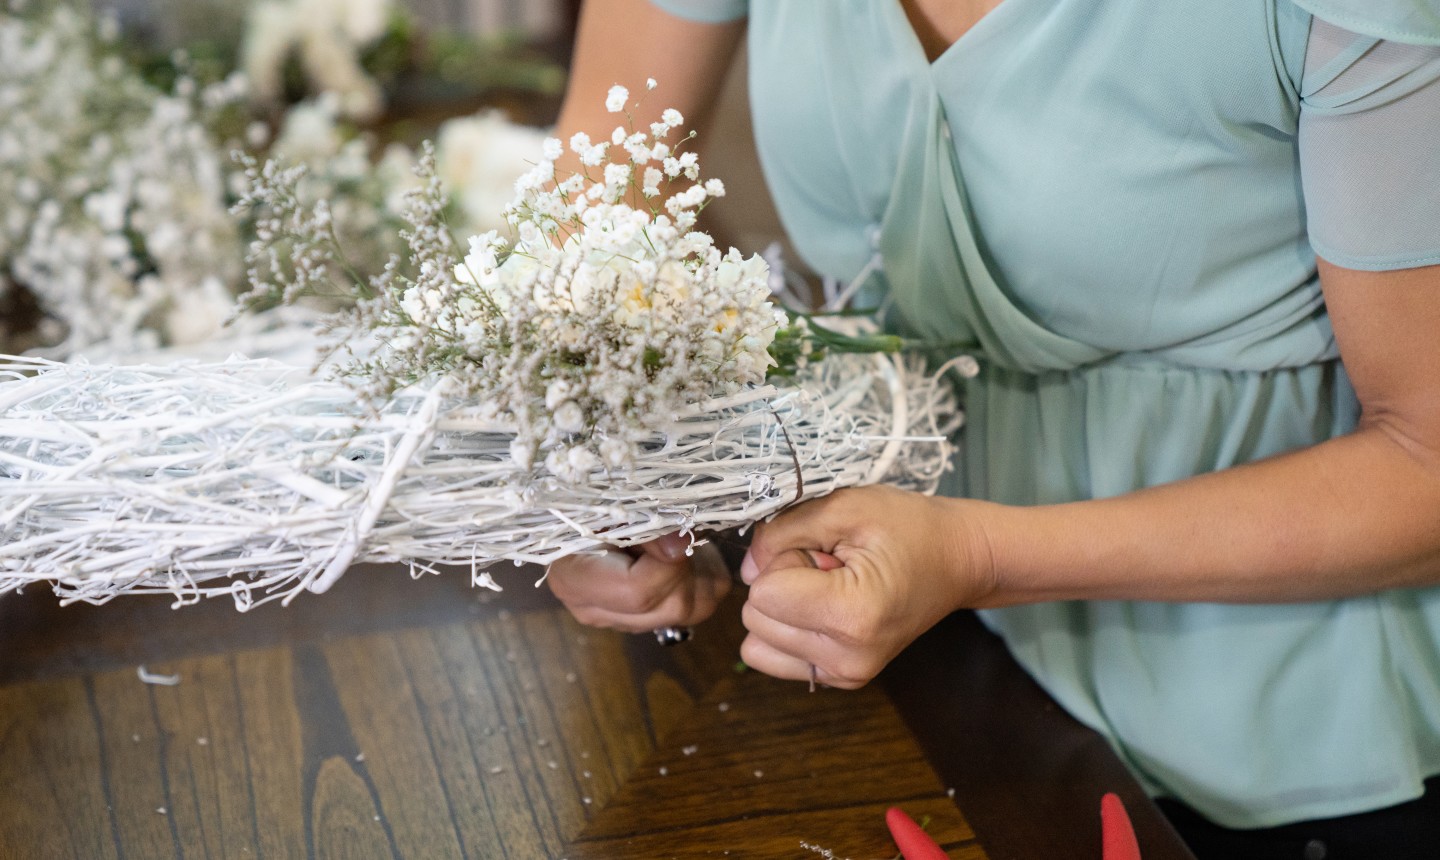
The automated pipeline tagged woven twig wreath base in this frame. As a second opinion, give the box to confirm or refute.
[0,347,961,609]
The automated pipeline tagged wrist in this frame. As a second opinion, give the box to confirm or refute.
[938,492,1031,607]
[935,496,1007,610]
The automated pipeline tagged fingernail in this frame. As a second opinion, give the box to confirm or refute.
[657,534,684,562]
[739,551,758,584]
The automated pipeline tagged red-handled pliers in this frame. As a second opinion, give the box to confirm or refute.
[1101,793,1143,860]
[886,794,1143,860]
[885,807,948,860]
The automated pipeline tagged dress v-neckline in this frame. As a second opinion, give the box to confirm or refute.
[892,0,1022,70]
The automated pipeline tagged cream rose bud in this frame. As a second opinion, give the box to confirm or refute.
[713,255,768,306]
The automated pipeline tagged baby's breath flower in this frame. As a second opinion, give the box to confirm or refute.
[579,143,608,167]
[642,167,663,198]
[605,84,628,113]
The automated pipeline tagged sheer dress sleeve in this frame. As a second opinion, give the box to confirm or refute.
[1298,15,1440,270]
[646,0,748,24]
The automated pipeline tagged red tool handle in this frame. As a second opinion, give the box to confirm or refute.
[886,807,949,860]
[1101,793,1143,860]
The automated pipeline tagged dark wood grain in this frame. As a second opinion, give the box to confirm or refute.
[0,571,982,859]
[0,567,1198,859]
[0,563,553,686]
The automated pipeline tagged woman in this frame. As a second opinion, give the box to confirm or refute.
[546,0,1440,855]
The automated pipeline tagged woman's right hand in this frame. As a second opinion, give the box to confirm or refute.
[545,534,732,633]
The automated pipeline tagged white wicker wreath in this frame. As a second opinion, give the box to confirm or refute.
[0,346,963,608]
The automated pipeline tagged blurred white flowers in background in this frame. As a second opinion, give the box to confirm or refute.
[0,5,245,355]
[0,1,555,359]
[435,111,549,239]
[241,0,394,121]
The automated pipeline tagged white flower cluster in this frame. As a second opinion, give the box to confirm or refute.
[0,5,245,356]
[360,87,782,482]
[1,3,546,359]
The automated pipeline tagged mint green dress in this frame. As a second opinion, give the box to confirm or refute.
[653,0,1440,828]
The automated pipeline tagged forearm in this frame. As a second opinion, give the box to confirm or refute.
[967,422,1440,606]
[556,0,742,146]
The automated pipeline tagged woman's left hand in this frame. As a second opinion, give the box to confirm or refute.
[738,486,993,689]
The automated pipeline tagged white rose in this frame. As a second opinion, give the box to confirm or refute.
[654,260,692,307]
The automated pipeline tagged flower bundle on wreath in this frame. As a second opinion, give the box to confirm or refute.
[0,83,967,609]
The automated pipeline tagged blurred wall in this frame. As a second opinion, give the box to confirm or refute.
[413,0,566,38]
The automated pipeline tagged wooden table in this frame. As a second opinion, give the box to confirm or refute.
[0,564,1196,859]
